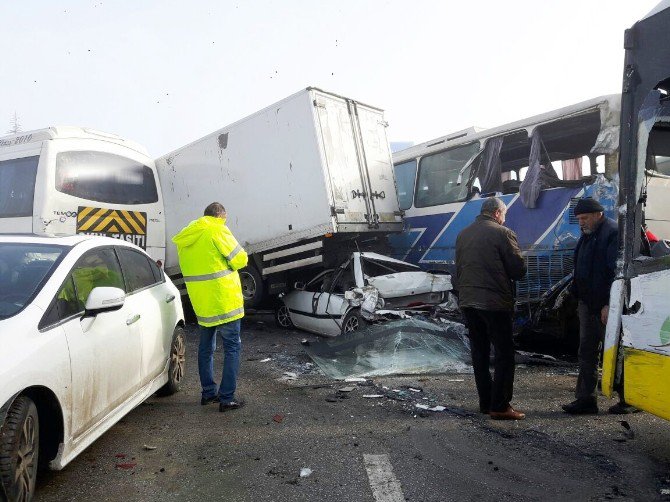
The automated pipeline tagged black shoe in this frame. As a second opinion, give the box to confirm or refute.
[562,399,598,415]
[608,401,640,415]
[219,399,245,412]
[201,395,220,406]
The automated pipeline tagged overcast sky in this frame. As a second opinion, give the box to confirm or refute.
[0,1,661,156]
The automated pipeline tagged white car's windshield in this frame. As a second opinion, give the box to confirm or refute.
[0,243,67,318]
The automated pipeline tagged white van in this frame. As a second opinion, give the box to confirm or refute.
[0,127,166,263]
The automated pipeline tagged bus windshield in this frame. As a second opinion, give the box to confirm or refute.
[56,151,159,205]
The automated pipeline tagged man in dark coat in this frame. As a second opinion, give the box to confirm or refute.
[562,198,618,415]
[456,197,526,420]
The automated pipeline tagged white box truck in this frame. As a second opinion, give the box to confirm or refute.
[155,87,402,305]
[0,88,402,306]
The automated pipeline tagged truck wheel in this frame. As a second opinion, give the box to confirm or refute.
[341,309,368,335]
[275,302,294,329]
[157,326,186,396]
[240,266,264,308]
[0,396,39,502]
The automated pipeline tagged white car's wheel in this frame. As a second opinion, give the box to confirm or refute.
[341,309,367,335]
[157,326,186,396]
[274,303,294,329]
[0,396,39,502]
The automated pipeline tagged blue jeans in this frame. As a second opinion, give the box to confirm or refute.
[198,320,241,403]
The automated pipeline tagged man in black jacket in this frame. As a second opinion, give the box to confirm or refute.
[456,197,526,420]
[563,198,617,415]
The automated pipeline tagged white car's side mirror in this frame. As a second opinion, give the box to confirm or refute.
[294,281,305,290]
[84,287,126,315]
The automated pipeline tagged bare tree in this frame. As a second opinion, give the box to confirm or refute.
[7,112,22,134]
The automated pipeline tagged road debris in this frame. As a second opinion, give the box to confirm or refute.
[303,317,471,378]
[363,394,384,398]
[115,462,137,470]
[143,445,157,451]
[259,358,272,363]
[300,468,313,478]
[338,386,356,393]
[272,414,285,423]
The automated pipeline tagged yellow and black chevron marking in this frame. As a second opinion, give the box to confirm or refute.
[76,206,148,248]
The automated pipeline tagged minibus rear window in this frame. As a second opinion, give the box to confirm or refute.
[0,156,39,217]
[56,151,159,205]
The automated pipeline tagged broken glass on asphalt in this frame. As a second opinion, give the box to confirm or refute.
[303,317,472,379]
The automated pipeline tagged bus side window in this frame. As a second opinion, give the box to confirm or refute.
[393,160,417,211]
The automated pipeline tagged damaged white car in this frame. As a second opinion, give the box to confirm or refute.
[275,252,452,336]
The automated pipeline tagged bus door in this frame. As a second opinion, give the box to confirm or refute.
[37,138,166,263]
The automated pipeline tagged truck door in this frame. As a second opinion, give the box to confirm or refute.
[313,91,373,226]
[353,103,403,226]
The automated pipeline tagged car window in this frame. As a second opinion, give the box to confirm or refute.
[361,257,419,277]
[116,247,159,293]
[305,271,333,293]
[0,243,66,319]
[39,248,124,329]
[39,275,83,329]
[72,248,125,305]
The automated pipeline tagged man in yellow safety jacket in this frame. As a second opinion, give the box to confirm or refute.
[172,202,248,411]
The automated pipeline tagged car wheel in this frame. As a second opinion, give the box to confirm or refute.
[0,396,39,502]
[341,309,367,335]
[157,326,186,397]
[240,266,264,308]
[274,303,294,329]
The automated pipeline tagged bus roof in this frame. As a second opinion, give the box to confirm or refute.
[393,94,620,164]
[0,126,149,156]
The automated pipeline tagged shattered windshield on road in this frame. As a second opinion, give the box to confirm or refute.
[0,243,67,319]
[303,317,472,379]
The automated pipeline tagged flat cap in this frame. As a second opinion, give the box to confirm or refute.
[573,198,604,216]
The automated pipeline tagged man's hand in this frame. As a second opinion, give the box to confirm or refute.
[601,305,609,326]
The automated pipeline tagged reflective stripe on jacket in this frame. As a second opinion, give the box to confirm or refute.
[172,216,248,326]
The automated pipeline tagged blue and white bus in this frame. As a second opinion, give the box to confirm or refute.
[390,96,622,340]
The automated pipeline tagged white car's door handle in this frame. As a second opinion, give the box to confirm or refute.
[126,314,141,325]
[165,294,176,303]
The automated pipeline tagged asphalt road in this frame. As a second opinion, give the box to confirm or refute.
[34,315,670,502]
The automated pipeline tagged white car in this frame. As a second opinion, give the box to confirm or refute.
[0,235,185,501]
[275,252,452,336]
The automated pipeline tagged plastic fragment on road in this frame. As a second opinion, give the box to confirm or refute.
[300,468,313,478]
[415,404,446,412]
[272,413,285,423]
[363,394,384,398]
[303,317,472,379]
[260,358,271,363]
[338,386,356,392]
[143,445,157,451]
[344,377,367,383]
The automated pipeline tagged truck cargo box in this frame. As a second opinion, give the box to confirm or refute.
[156,87,402,282]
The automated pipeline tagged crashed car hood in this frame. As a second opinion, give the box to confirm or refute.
[367,272,452,298]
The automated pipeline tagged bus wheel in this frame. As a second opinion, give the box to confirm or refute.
[240,266,264,308]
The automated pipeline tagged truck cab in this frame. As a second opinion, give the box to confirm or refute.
[0,127,166,263]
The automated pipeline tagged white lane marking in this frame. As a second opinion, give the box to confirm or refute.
[363,454,405,502]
